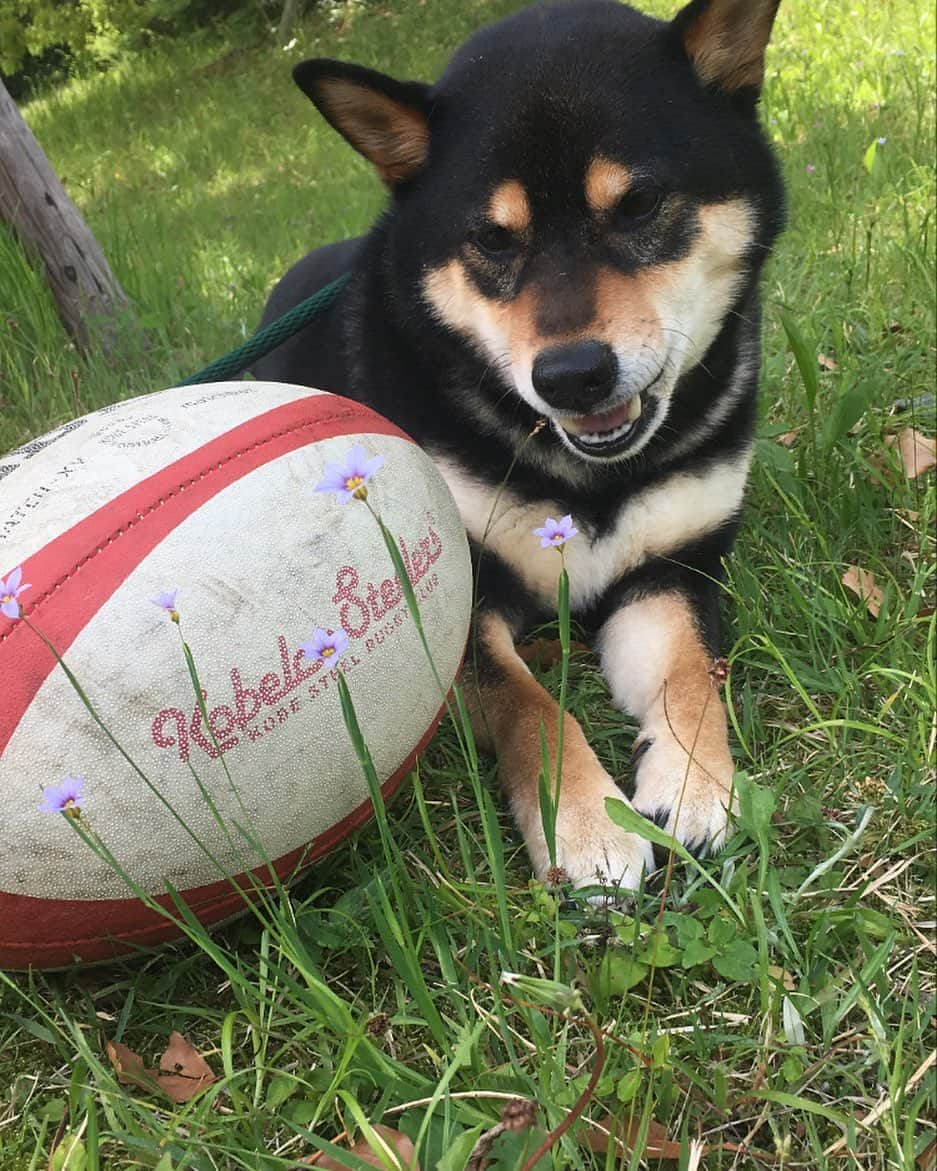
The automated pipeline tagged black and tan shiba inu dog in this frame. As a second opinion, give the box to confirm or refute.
[253,0,786,890]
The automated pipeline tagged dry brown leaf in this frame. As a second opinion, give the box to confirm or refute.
[158,1031,216,1103]
[818,353,839,371]
[841,565,884,618]
[588,1115,682,1160]
[865,452,893,487]
[776,429,800,448]
[314,1126,418,1170]
[886,429,937,479]
[767,965,796,991]
[918,1138,936,1171]
[587,1114,776,1164]
[105,1033,215,1104]
[105,1040,161,1095]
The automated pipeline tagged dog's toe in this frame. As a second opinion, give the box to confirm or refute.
[548,786,656,893]
[632,740,736,858]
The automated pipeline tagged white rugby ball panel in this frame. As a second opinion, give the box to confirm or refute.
[0,381,321,569]
[0,383,472,968]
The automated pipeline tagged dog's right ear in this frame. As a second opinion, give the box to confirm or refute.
[670,0,780,98]
[293,60,431,185]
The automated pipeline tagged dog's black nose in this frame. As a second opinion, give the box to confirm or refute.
[531,342,618,412]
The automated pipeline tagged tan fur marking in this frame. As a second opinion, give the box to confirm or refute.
[423,258,517,372]
[464,614,653,885]
[585,156,632,214]
[696,200,755,277]
[637,198,754,378]
[318,79,429,183]
[466,615,586,776]
[423,260,655,375]
[510,284,553,352]
[422,258,539,375]
[591,267,662,347]
[637,596,729,779]
[681,0,779,93]
[488,180,531,233]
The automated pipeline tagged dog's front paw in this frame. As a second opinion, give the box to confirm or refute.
[521,771,655,893]
[631,736,737,856]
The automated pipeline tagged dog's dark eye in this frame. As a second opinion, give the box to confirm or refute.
[611,188,663,228]
[473,224,517,257]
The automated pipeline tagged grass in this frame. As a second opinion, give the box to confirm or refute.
[0,0,935,1168]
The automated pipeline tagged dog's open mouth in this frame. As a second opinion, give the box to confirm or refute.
[556,394,646,456]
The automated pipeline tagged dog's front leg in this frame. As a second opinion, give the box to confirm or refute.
[464,611,654,890]
[597,591,737,855]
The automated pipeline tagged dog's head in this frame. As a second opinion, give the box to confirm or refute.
[294,0,785,465]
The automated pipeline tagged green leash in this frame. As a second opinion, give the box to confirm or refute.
[180,272,350,387]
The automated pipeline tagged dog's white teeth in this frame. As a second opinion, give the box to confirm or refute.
[557,393,649,453]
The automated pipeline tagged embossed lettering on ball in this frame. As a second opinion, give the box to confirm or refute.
[0,382,472,968]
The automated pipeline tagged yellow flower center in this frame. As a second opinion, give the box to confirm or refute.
[321,646,335,658]
[345,475,365,491]
[2,593,12,604]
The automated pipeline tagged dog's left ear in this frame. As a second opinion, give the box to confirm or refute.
[293,59,431,185]
[671,0,780,97]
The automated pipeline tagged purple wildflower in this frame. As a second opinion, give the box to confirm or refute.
[151,589,180,623]
[300,627,350,665]
[0,566,31,620]
[40,775,85,817]
[877,136,887,145]
[314,444,384,503]
[806,164,816,173]
[533,515,579,550]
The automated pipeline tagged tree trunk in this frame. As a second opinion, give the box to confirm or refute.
[276,0,301,46]
[0,78,134,353]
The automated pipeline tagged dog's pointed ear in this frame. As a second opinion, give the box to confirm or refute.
[292,59,431,185]
[670,0,780,96]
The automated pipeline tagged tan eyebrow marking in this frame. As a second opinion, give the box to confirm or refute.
[585,156,632,213]
[488,180,531,232]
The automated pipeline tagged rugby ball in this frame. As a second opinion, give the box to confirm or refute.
[0,381,472,969]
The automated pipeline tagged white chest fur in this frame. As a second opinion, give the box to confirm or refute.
[434,450,752,612]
